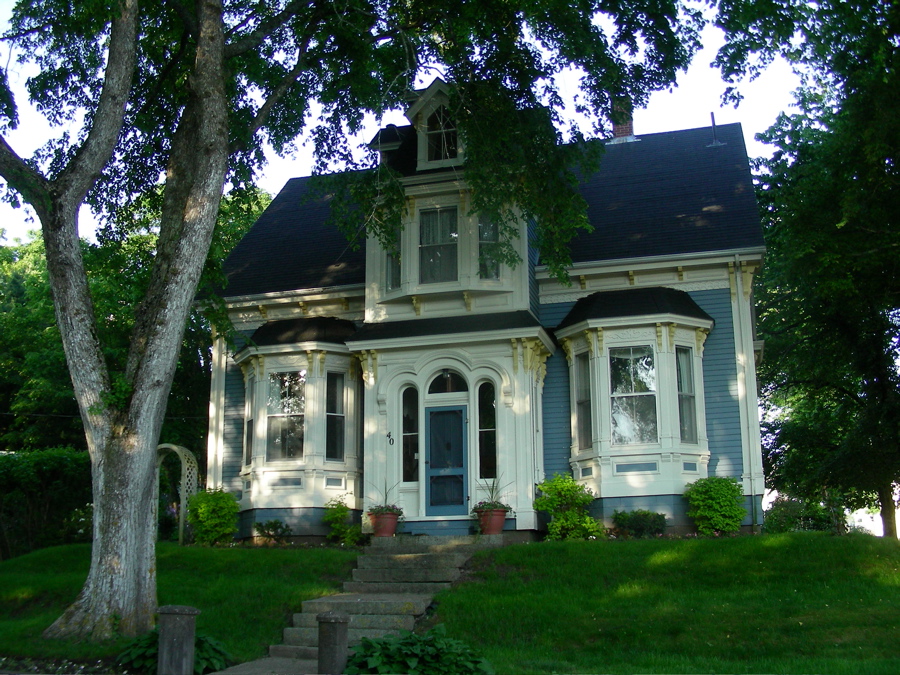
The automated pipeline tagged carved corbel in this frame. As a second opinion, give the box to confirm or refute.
[628,270,635,285]
[258,305,268,319]
[298,301,307,315]
[561,337,573,365]
[511,339,520,374]
[318,350,327,376]
[463,291,472,312]
[668,324,677,351]
[579,275,586,290]
[741,261,757,300]
[411,295,421,315]
[696,328,709,355]
[583,329,595,356]
[656,323,663,351]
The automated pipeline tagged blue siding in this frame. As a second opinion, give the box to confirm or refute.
[540,301,576,476]
[689,289,744,478]
[222,333,250,494]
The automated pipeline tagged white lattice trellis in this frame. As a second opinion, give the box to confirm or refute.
[157,444,199,545]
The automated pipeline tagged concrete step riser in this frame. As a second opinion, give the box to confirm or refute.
[292,613,416,631]
[302,594,432,616]
[342,581,451,594]
[358,553,470,569]
[351,567,460,583]
[284,626,404,647]
[269,644,320,660]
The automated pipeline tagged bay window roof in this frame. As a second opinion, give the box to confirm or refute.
[556,287,714,332]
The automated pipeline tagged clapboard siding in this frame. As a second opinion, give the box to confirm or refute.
[690,289,744,478]
[540,301,576,475]
[221,333,250,494]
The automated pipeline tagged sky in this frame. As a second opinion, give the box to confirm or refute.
[0,7,799,244]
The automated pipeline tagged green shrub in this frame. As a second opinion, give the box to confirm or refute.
[0,447,92,558]
[683,476,746,535]
[345,624,493,675]
[533,473,605,541]
[611,509,667,538]
[187,489,239,545]
[117,628,231,675]
[253,519,293,545]
[322,495,362,546]
[764,496,833,533]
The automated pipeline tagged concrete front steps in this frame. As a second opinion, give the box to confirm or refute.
[269,534,509,660]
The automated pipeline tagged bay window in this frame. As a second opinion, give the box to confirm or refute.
[676,346,698,443]
[266,371,306,460]
[419,207,458,284]
[609,346,658,445]
[326,372,345,461]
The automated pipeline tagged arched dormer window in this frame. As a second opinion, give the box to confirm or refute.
[426,106,457,162]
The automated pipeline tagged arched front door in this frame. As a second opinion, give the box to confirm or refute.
[425,405,468,516]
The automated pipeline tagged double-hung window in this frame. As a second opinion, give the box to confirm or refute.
[609,346,658,444]
[478,216,500,280]
[402,387,419,482]
[266,371,306,460]
[419,207,458,284]
[575,352,593,451]
[478,382,497,478]
[676,346,698,444]
[325,372,345,461]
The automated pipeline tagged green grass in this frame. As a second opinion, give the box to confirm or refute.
[2,533,899,674]
[434,532,900,674]
[0,542,358,664]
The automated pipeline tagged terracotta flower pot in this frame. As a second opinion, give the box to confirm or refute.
[369,512,399,537]
[476,508,507,535]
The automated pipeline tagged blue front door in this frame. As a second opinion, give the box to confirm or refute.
[425,406,468,516]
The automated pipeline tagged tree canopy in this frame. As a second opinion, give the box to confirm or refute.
[717,0,900,536]
[0,0,712,640]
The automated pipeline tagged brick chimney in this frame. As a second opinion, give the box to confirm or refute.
[610,99,635,143]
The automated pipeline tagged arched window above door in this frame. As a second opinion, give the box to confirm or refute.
[428,370,468,394]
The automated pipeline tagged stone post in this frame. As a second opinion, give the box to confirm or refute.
[158,605,201,675]
[317,611,350,675]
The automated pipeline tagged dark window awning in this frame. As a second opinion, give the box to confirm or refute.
[556,287,714,332]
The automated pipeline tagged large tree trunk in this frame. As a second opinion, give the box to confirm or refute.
[43,0,229,640]
[877,482,897,539]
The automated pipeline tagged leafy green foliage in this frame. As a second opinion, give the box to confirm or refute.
[0,447,91,558]
[715,0,900,535]
[322,495,363,546]
[345,624,494,675]
[187,490,239,546]
[116,628,231,675]
[253,519,293,545]
[533,473,604,541]
[683,477,746,536]
[611,509,667,538]
[764,496,837,535]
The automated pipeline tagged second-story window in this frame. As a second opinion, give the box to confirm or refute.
[478,216,500,280]
[426,106,457,161]
[419,207,458,284]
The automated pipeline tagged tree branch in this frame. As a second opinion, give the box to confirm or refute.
[223,0,312,58]
[0,136,51,216]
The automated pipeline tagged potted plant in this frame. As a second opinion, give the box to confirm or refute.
[471,478,512,535]
[367,503,403,537]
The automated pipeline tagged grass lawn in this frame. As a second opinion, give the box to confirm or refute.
[0,542,358,666]
[434,532,900,674]
[1,532,899,674]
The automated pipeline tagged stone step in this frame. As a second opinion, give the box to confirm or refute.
[268,644,320,660]
[358,552,470,569]
[292,612,416,631]
[367,533,506,554]
[284,625,404,647]
[301,593,432,616]
[351,566,461,583]
[342,580,451,594]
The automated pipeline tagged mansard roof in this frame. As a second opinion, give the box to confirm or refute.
[219,123,762,299]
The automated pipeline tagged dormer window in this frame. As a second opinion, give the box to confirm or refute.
[426,107,457,162]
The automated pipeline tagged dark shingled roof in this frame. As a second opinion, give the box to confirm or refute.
[347,310,541,343]
[247,317,357,347]
[556,287,714,331]
[221,124,761,299]
[220,178,365,297]
[571,123,763,263]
